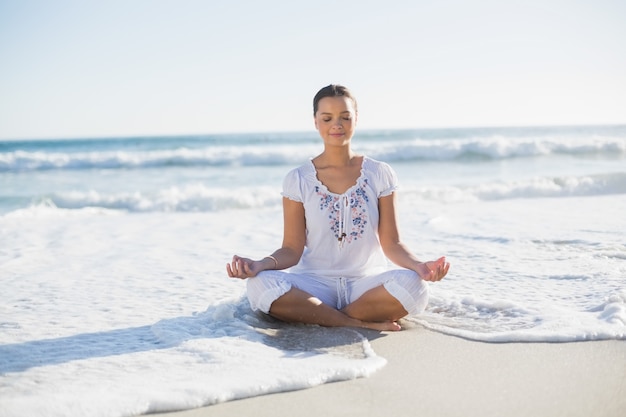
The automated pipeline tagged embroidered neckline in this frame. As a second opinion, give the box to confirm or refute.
[308,156,367,197]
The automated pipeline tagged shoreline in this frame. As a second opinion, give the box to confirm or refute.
[154,323,626,417]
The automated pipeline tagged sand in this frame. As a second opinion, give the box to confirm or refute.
[154,323,626,417]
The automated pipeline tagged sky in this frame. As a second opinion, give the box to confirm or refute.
[1,0,625,140]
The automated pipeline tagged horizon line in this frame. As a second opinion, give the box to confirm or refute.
[1,122,626,142]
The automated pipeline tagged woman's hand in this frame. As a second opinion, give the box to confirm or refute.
[226,255,265,279]
[415,256,450,282]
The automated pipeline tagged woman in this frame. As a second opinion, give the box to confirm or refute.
[227,84,449,331]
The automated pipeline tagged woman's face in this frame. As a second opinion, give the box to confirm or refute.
[314,96,357,147]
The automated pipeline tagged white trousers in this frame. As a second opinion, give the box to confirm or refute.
[246,269,429,316]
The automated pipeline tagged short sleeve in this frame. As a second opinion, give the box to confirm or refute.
[375,161,398,198]
[281,167,303,202]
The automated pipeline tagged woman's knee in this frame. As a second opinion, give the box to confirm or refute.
[344,285,409,321]
[246,271,292,314]
[384,270,429,315]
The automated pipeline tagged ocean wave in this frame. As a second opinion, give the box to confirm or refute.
[0,145,319,172]
[403,172,626,203]
[12,185,283,214]
[5,172,625,216]
[1,135,624,172]
[362,135,626,162]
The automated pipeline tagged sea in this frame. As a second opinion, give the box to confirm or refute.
[1,125,625,416]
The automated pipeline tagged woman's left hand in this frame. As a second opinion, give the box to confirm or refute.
[416,256,450,282]
[227,255,264,279]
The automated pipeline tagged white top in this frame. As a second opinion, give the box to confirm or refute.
[281,156,398,278]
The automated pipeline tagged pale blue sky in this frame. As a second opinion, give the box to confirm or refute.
[1,0,625,140]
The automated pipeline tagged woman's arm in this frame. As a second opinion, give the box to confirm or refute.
[274,196,307,268]
[378,193,449,281]
[227,197,306,279]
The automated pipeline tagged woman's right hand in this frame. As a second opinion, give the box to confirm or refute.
[226,255,264,279]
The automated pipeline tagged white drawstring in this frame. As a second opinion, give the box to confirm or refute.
[336,277,349,309]
[336,195,351,248]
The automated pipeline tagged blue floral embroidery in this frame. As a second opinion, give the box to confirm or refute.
[316,181,370,244]
[316,189,334,211]
[355,179,370,203]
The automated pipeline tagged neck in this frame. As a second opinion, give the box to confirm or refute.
[318,146,356,167]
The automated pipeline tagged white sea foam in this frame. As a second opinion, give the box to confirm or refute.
[410,289,626,342]
[399,194,626,343]
[0,210,385,417]
[1,297,385,417]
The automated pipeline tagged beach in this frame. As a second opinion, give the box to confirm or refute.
[3,1,626,414]
[158,324,626,417]
[1,126,625,416]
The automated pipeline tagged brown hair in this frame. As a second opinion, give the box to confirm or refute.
[313,84,358,116]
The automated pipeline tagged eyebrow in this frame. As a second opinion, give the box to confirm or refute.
[319,111,352,115]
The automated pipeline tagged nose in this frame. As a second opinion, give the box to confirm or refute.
[334,118,343,129]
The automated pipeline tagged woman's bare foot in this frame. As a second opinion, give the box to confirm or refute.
[359,320,402,332]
